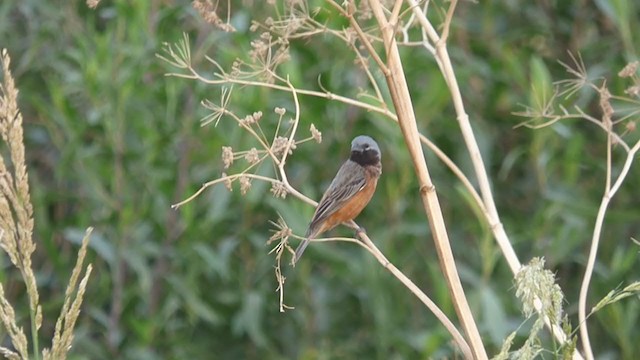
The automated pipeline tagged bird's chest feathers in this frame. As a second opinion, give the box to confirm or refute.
[326,168,379,225]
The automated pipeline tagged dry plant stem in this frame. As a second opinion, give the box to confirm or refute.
[292,229,471,355]
[277,76,299,167]
[406,2,584,358]
[168,71,396,119]
[367,1,487,358]
[350,223,473,358]
[516,110,629,151]
[326,1,387,71]
[172,173,314,209]
[406,0,519,275]
[578,139,640,360]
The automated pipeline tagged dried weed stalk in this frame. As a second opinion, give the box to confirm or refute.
[160,2,479,356]
[515,54,640,360]
[0,49,93,360]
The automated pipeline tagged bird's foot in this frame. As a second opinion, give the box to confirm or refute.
[354,226,367,239]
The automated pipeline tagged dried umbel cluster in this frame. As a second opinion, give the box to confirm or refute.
[215,104,321,198]
[192,0,236,32]
[516,54,639,141]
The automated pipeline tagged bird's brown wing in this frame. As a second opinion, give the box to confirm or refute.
[305,160,367,238]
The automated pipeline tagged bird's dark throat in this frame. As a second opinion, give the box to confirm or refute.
[350,149,380,166]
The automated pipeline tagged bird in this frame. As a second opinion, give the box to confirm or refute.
[294,135,382,264]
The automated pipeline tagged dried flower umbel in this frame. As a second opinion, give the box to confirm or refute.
[192,0,236,32]
[244,147,260,164]
[221,146,234,169]
[270,181,287,199]
[310,123,322,143]
[239,176,252,195]
[618,61,638,78]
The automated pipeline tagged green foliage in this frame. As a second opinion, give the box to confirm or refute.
[0,0,638,359]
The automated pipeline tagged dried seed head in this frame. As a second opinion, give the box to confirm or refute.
[274,107,286,115]
[618,61,639,78]
[221,172,233,191]
[515,257,564,322]
[599,86,613,130]
[625,85,640,97]
[271,136,295,156]
[249,39,268,63]
[260,32,272,41]
[192,0,236,32]
[221,146,234,169]
[270,181,288,199]
[231,60,241,77]
[268,222,292,244]
[310,123,322,143]
[239,176,251,195]
[244,147,260,164]
[239,112,262,126]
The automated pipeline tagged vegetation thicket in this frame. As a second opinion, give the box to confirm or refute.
[0,0,638,359]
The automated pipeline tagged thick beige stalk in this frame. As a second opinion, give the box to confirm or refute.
[367,1,487,359]
[406,2,584,358]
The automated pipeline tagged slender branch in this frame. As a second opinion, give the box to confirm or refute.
[389,0,404,25]
[280,76,300,166]
[350,223,473,358]
[325,0,390,75]
[514,109,630,152]
[578,139,640,360]
[439,0,458,44]
[169,70,397,119]
[349,41,387,107]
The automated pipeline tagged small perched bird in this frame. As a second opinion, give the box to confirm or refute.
[294,135,382,263]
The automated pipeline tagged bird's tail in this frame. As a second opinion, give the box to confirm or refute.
[294,226,318,265]
[293,239,310,265]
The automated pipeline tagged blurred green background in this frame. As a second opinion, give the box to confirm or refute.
[1,0,639,359]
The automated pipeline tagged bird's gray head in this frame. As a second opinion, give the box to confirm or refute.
[350,135,381,166]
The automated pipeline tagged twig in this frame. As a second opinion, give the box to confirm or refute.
[325,0,390,75]
[351,223,473,358]
[578,139,640,360]
[280,76,300,166]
